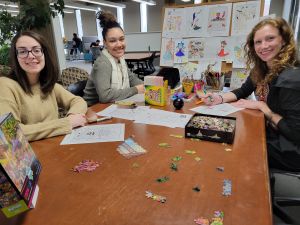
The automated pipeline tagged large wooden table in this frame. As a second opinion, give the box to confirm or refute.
[0,102,272,225]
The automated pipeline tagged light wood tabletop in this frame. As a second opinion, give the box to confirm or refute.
[0,101,272,225]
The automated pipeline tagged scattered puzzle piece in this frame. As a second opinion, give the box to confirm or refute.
[159,143,171,148]
[132,163,139,168]
[145,191,166,203]
[172,156,182,161]
[222,179,232,196]
[194,210,224,225]
[194,218,209,225]
[72,160,100,173]
[193,186,201,192]
[216,167,224,172]
[156,176,169,183]
[185,150,196,154]
[194,157,202,161]
[191,138,201,142]
[170,162,178,171]
[170,134,184,138]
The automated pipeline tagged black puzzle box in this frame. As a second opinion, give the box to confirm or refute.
[185,113,236,144]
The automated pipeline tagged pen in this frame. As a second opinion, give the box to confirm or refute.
[88,116,112,124]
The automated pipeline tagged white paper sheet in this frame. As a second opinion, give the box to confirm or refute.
[97,105,192,128]
[60,123,125,145]
[97,105,151,121]
[134,109,192,128]
[190,103,243,116]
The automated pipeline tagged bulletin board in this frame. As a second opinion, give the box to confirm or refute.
[160,0,265,85]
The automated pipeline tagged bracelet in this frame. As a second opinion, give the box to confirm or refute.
[218,94,224,104]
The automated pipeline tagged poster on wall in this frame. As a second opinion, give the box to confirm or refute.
[174,62,198,80]
[231,1,261,36]
[160,38,175,67]
[230,68,249,89]
[185,6,209,37]
[173,39,188,64]
[231,35,247,68]
[206,3,232,37]
[204,36,233,61]
[162,8,186,38]
[187,38,205,61]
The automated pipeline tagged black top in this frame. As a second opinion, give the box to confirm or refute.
[231,67,300,152]
[72,37,81,48]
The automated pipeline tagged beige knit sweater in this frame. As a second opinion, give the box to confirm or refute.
[0,77,87,141]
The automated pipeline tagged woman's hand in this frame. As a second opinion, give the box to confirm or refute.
[231,99,266,111]
[135,84,145,94]
[202,93,223,106]
[68,113,87,128]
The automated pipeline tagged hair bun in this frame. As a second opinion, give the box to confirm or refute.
[97,11,117,28]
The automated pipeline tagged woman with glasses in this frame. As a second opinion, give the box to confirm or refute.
[0,31,87,141]
[83,11,144,106]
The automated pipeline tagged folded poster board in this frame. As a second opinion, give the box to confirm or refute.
[0,113,41,218]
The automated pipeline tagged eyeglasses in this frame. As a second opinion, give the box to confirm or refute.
[16,47,44,59]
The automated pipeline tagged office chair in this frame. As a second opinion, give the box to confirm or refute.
[90,46,101,65]
[270,169,300,225]
[58,67,89,117]
[133,52,156,80]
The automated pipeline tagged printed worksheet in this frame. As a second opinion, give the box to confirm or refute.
[185,5,208,37]
[231,1,260,36]
[162,8,186,38]
[60,124,125,145]
[206,3,232,37]
[160,38,175,66]
[190,103,243,116]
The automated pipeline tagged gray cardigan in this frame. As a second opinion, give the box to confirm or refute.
[83,52,143,106]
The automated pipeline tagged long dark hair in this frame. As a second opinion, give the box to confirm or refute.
[97,11,123,41]
[9,30,59,97]
[244,17,299,85]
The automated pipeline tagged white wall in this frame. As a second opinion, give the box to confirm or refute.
[63,13,78,40]
[81,10,98,37]
[123,2,141,33]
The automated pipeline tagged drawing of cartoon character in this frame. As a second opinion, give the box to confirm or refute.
[175,41,185,57]
[217,40,229,57]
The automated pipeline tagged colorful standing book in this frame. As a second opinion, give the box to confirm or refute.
[0,113,41,218]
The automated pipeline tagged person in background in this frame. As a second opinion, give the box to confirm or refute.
[0,31,87,141]
[70,33,82,59]
[83,11,144,106]
[90,39,100,48]
[202,17,300,171]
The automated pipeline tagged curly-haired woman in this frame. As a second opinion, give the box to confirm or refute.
[202,18,300,170]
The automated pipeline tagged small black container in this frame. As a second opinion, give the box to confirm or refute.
[185,113,236,144]
[173,98,184,110]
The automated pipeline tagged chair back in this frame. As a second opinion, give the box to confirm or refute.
[90,47,101,60]
[60,67,89,89]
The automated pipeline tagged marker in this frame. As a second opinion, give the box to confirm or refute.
[88,116,112,124]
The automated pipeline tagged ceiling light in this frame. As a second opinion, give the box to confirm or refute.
[65,4,97,12]
[0,9,19,13]
[0,2,18,8]
[64,9,74,14]
[132,0,156,6]
[75,0,126,8]
[181,0,191,2]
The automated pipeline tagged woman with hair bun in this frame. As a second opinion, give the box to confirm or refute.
[83,11,144,105]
